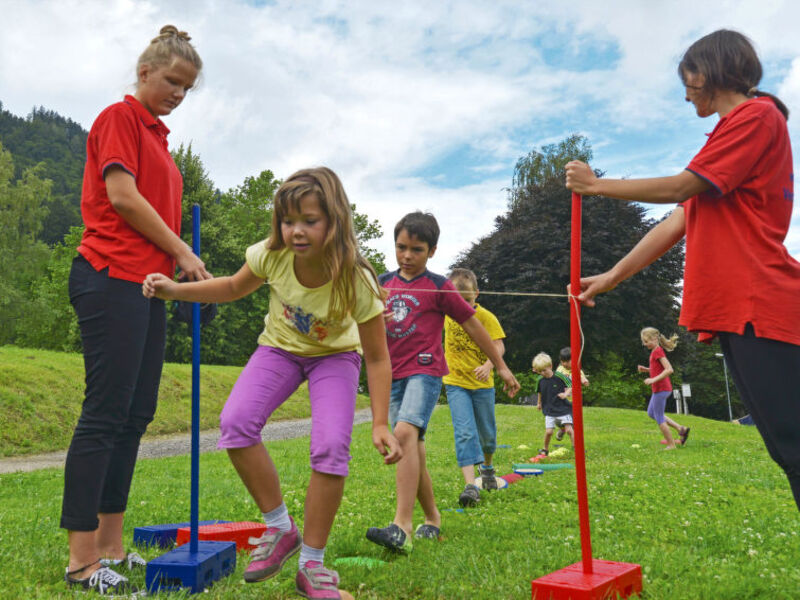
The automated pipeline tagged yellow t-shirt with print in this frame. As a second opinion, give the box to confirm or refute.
[443,303,505,390]
[246,242,384,356]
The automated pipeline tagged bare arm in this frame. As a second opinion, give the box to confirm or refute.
[565,161,711,204]
[105,167,210,281]
[473,338,505,381]
[460,316,519,397]
[572,207,686,306]
[358,314,401,464]
[143,263,263,303]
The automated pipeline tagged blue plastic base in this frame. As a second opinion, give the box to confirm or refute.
[134,520,230,548]
[146,540,236,594]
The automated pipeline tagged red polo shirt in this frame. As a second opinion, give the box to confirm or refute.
[682,97,800,346]
[78,95,183,283]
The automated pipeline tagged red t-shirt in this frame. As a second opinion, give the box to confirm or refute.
[683,97,800,346]
[379,269,476,379]
[648,346,672,393]
[78,95,183,283]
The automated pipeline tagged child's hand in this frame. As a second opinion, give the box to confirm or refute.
[473,363,492,382]
[637,365,649,374]
[142,273,177,300]
[372,424,402,465]
[643,377,654,386]
[536,403,542,412]
[382,308,394,324]
[497,367,520,398]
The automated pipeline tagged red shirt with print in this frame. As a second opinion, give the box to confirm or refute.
[683,97,800,346]
[78,95,183,283]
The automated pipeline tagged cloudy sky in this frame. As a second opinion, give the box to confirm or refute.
[3,0,800,276]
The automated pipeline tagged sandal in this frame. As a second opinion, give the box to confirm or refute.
[680,427,691,445]
[414,524,441,539]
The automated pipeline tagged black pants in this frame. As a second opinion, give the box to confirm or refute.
[60,255,166,531]
[719,324,800,512]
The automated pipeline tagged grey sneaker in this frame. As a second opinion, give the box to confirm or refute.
[65,565,140,595]
[100,551,147,571]
[480,465,498,491]
[459,483,481,507]
[556,427,566,441]
[365,523,413,552]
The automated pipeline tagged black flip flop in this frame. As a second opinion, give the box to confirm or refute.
[680,427,691,445]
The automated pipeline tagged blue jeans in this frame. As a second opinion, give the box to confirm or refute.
[389,374,442,441]
[445,385,497,467]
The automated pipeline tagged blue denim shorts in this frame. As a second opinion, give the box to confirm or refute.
[389,374,443,440]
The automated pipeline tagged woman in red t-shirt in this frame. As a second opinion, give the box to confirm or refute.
[62,26,210,594]
[566,29,800,511]
[637,328,688,450]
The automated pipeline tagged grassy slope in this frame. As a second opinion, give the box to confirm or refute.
[0,346,369,457]
[1,404,798,599]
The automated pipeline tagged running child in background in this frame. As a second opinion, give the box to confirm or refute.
[442,268,507,508]
[144,167,401,599]
[366,212,519,551]
[566,29,800,510]
[532,352,573,456]
[555,346,589,442]
[638,328,689,450]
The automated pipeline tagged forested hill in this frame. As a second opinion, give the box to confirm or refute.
[0,101,86,244]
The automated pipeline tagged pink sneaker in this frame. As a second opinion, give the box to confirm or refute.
[295,560,342,599]
[243,517,301,582]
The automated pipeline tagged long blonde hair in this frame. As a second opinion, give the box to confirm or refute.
[137,25,203,77]
[641,327,678,352]
[267,167,381,320]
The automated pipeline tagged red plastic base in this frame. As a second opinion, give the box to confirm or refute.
[176,521,266,551]
[531,559,642,599]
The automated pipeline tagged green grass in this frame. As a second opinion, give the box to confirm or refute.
[0,346,370,457]
[1,404,798,598]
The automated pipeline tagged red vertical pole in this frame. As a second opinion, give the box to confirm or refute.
[570,191,593,573]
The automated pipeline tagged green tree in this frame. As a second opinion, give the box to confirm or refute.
[0,103,86,244]
[0,142,52,344]
[454,135,684,378]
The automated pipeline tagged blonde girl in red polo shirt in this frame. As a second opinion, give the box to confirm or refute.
[143,167,401,599]
[638,328,689,450]
[566,29,800,511]
[62,26,210,595]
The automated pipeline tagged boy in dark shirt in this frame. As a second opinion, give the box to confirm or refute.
[532,352,573,456]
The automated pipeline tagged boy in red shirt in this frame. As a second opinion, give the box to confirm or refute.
[366,212,519,550]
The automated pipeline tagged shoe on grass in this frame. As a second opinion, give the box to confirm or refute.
[243,516,301,582]
[65,564,139,595]
[414,523,441,539]
[365,523,413,552]
[100,551,147,571]
[556,427,565,441]
[459,483,481,507]
[480,465,498,490]
[538,448,549,456]
[296,561,342,599]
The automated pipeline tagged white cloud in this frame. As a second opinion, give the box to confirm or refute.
[1,0,799,267]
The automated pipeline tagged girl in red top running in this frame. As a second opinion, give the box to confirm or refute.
[638,328,688,450]
[62,26,210,595]
[566,29,800,511]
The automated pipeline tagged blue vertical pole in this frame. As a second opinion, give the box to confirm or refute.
[190,204,201,554]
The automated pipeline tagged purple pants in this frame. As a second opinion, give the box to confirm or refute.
[647,390,672,425]
[218,345,361,476]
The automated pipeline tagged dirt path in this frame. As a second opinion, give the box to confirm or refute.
[0,408,373,474]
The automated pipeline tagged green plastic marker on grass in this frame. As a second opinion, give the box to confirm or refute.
[333,557,388,568]
[513,463,574,471]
